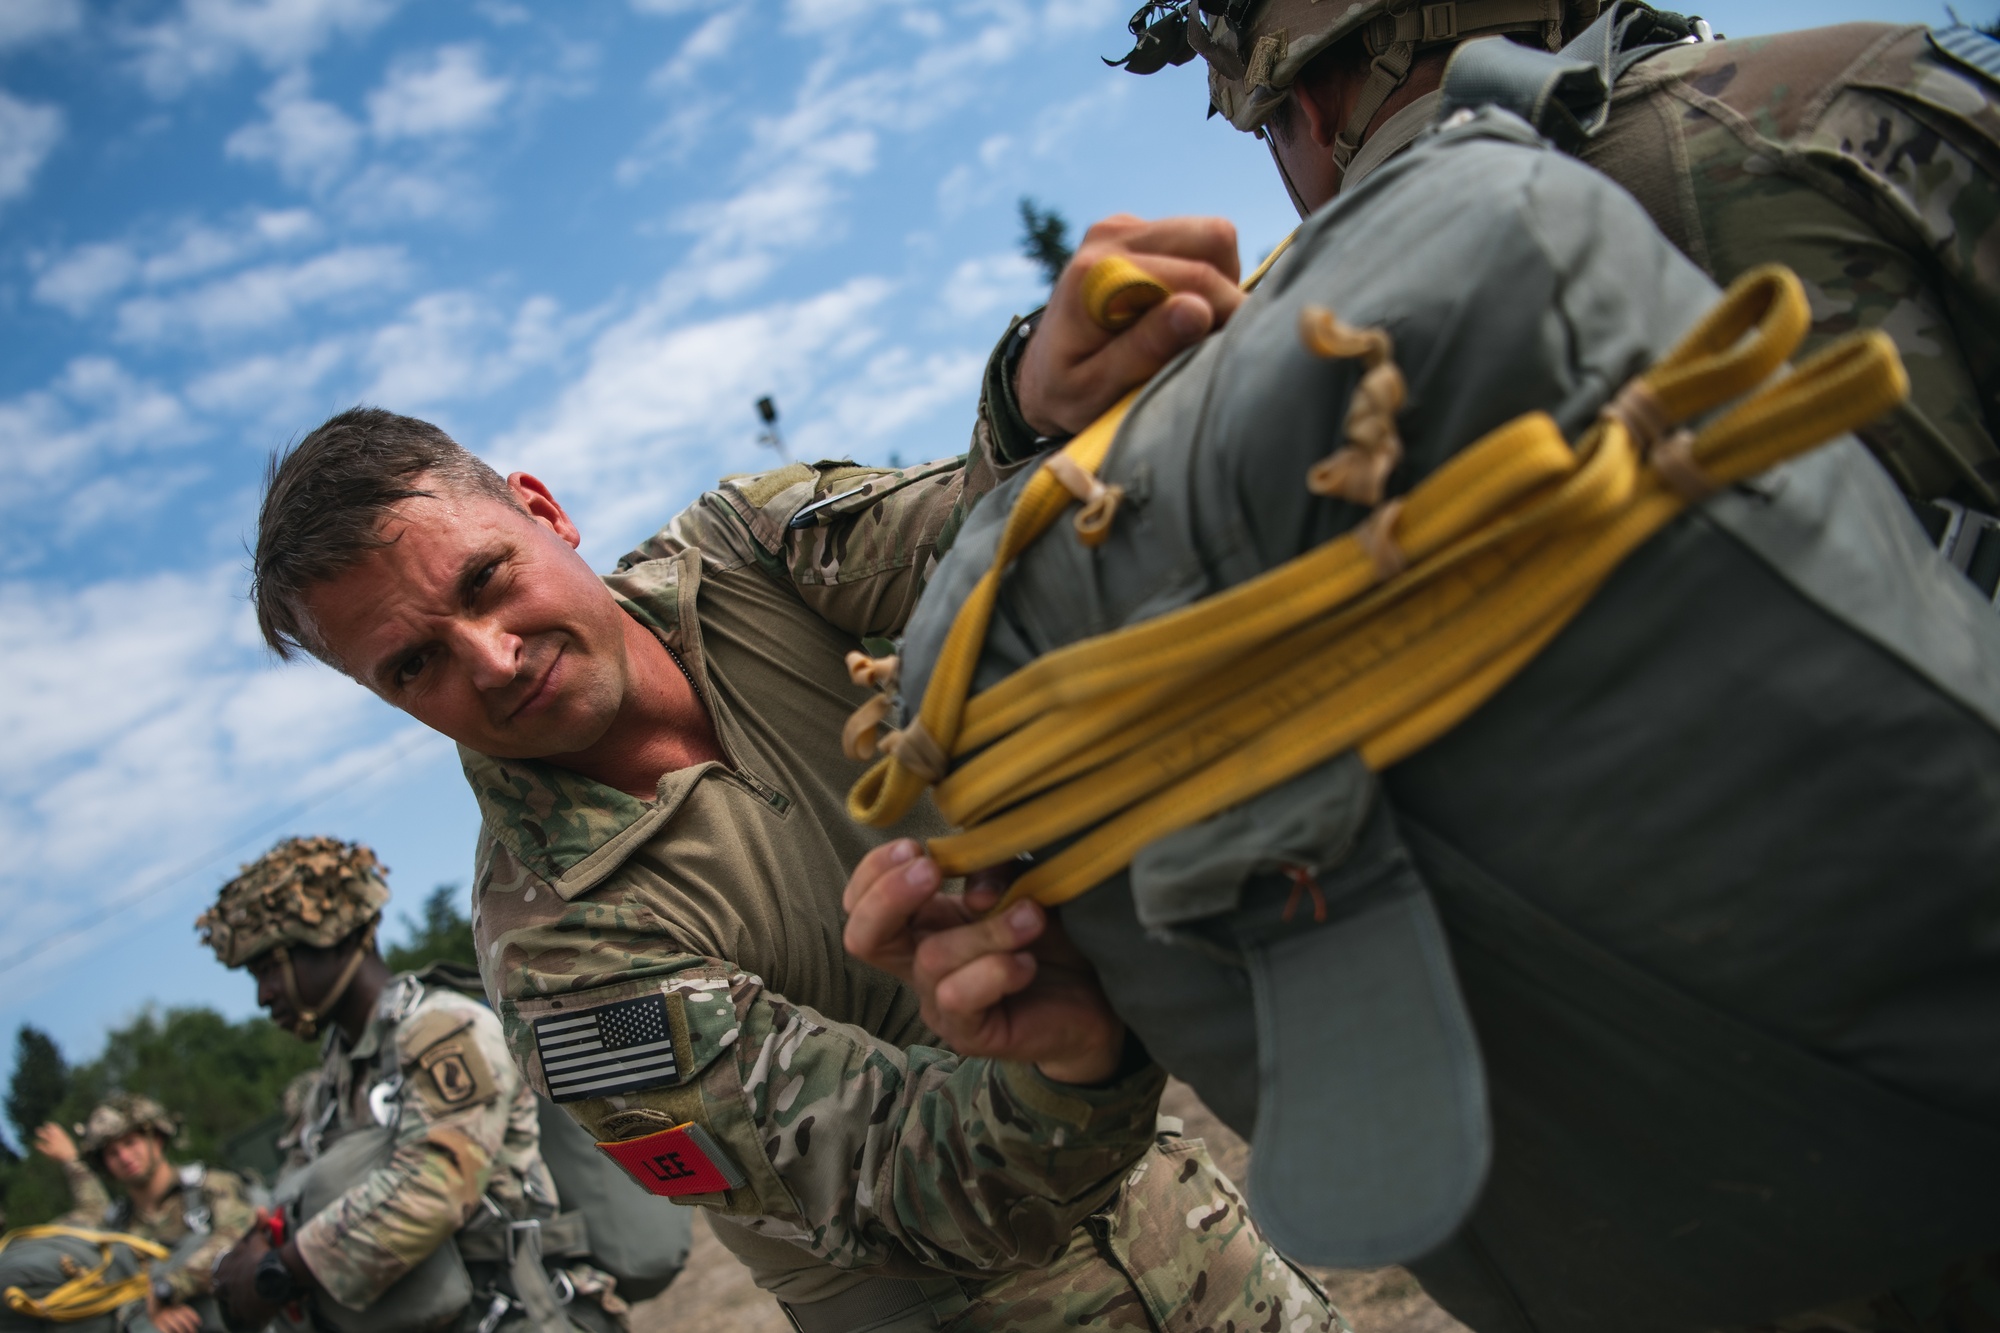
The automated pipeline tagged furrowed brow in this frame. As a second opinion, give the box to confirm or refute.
[455,544,506,608]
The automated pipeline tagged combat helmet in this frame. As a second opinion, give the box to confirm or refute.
[74,1093,179,1159]
[196,836,391,1038]
[1114,0,1599,162]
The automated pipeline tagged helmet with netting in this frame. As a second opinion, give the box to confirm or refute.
[196,836,391,970]
[74,1093,180,1157]
[1113,0,1600,156]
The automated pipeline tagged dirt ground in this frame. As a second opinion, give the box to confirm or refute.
[627,1079,1466,1333]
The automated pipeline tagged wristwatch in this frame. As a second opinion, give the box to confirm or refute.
[253,1248,300,1304]
[150,1276,175,1305]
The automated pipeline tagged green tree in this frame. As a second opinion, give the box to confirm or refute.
[1019,198,1074,287]
[384,885,477,974]
[3,1009,318,1227]
[5,1027,67,1149]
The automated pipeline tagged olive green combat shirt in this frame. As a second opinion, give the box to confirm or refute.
[462,457,1174,1297]
[58,1159,255,1303]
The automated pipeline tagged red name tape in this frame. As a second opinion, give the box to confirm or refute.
[596,1122,747,1198]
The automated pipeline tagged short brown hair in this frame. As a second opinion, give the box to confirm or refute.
[254,407,514,662]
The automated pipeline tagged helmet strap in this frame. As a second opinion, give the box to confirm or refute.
[276,923,376,1040]
[1331,43,1415,173]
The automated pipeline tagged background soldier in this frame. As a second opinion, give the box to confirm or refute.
[1010,2,2000,577]
[32,1094,254,1333]
[198,836,623,1333]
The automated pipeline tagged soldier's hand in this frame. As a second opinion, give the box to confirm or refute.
[1016,214,1242,439]
[213,1234,279,1330]
[32,1122,77,1165]
[147,1291,201,1333]
[843,841,1128,1085]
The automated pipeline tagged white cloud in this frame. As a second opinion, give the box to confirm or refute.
[367,44,511,140]
[0,89,64,206]
[494,277,895,555]
[0,0,81,50]
[127,0,402,97]
[34,243,139,315]
[33,210,324,318]
[0,564,410,980]
[226,70,361,189]
[936,251,1040,322]
[116,244,409,340]
[362,290,573,407]
[0,358,201,510]
[187,336,349,415]
[650,10,744,87]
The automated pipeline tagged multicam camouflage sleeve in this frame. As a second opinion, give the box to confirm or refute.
[635,395,1043,641]
[55,1159,113,1229]
[500,956,1167,1278]
[293,998,519,1311]
[164,1171,258,1302]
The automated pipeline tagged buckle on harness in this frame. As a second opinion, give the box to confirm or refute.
[1423,3,1458,41]
[1922,499,2000,603]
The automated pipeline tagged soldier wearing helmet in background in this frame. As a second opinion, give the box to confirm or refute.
[32,1094,255,1333]
[997,2,2000,597]
[197,836,625,1333]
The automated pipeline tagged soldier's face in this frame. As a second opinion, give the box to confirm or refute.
[304,474,636,759]
[100,1130,160,1184]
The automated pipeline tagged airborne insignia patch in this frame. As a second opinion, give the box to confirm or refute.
[417,1039,496,1111]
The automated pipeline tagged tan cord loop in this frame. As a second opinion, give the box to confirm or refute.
[1355,499,1409,580]
[1601,377,1673,454]
[841,693,895,762]
[1602,377,1718,501]
[881,720,949,784]
[1045,452,1127,547]
[1648,430,1718,501]
[845,651,900,690]
[1301,306,1407,504]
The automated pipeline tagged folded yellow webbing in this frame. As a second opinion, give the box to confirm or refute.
[849,265,1908,913]
[0,1225,169,1322]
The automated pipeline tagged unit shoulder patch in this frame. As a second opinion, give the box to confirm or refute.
[596,1122,747,1198]
[414,1037,498,1113]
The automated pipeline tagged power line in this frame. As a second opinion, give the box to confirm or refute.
[0,727,443,977]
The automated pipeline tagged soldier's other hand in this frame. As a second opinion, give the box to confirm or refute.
[147,1291,201,1333]
[1017,214,1242,439]
[32,1123,77,1165]
[843,841,1128,1086]
[213,1233,278,1331]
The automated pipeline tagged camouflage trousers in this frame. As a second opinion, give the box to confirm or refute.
[950,1135,1348,1333]
[1738,1252,2000,1333]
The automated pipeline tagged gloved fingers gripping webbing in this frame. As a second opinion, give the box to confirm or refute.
[849,265,1908,912]
[0,1226,170,1322]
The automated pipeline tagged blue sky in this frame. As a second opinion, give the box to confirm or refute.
[0,0,1959,1125]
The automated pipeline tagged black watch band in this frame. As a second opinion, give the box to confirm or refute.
[253,1248,299,1304]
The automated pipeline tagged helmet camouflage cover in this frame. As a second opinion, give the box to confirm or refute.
[75,1093,179,1156]
[196,836,391,969]
[1114,0,1599,133]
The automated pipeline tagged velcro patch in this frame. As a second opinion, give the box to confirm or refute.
[534,994,681,1102]
[597,1122,746,1197]
[418,1039,496,1111]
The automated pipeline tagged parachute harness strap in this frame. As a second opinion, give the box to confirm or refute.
[0,1226,170,1322]
[847,265,1908,916]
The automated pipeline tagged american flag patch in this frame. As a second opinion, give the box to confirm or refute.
[534,995,681,1102]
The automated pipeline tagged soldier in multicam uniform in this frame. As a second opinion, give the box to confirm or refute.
[998,3,2000,589]
[241,407,1343,1333]
[199,836,624,1333]
[31,1094,255,1333]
